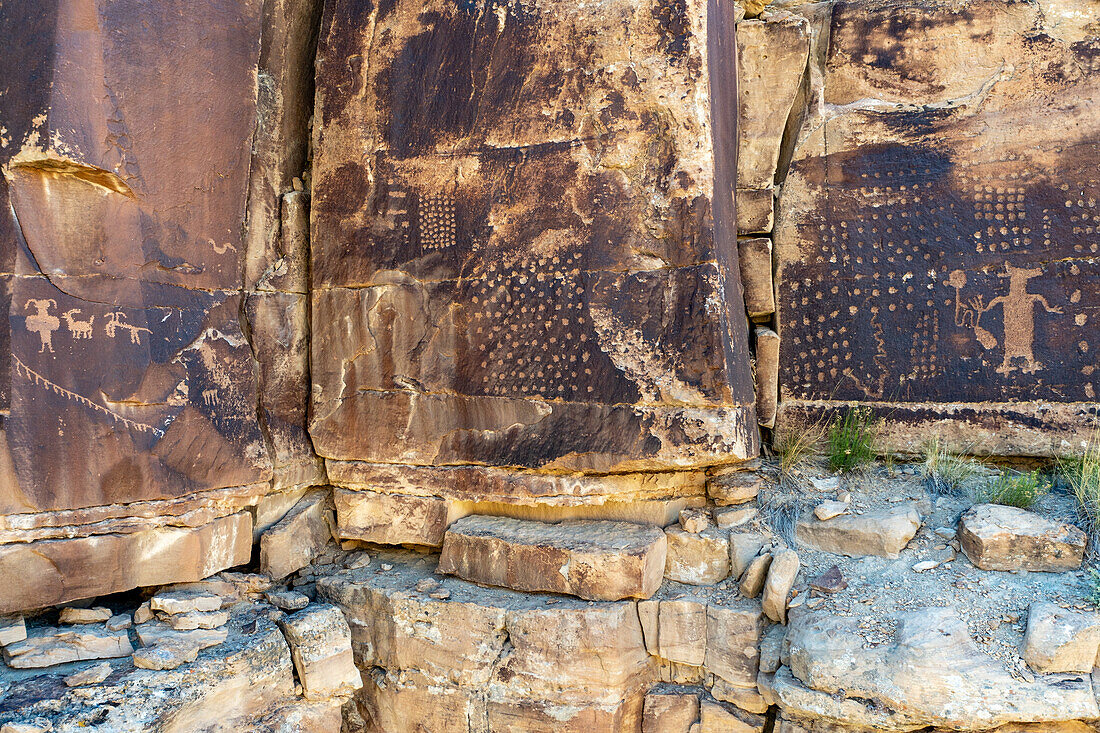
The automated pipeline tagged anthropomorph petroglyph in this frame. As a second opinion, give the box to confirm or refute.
[949,263,1062,375]
[105,312,152,344]
[24,299,60,353]
[62,309,95,339]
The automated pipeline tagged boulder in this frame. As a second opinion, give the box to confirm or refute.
[260,491,334,580]
[134,622,229,653]
[277,604,362,700]
[334,488,450,547]
[666,528,731,586]
[778,607,1100,730]
[1021,602,1100,673]
[3,627,134,668]
[796,505,921,558]
[762,549,800,624]
[438,516,667,601]
[105,615,132,632]
[642,688,700,733]
[266,590,310,611]
[958,504,1086,572]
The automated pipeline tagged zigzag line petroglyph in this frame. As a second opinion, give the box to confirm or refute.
[12,354,165,437]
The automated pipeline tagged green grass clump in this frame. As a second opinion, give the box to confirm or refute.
[1060,434,1100,553]
[826,407,878,474]
[975,470,1048,509]
[772,419,824,480]
[921,437,981,495]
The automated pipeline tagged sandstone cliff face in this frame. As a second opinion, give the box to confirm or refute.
[773,0,1100,454]
[0,0,323,612]
[308,0,759,486]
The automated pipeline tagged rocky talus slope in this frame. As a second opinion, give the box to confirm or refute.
[3,464,1099,732]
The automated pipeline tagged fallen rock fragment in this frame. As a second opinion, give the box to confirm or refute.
[657,598,708,666]
[958,504,1086,572]
[1022,602,1100,673]
[58,607,111,625]
[266,590,310,611]
[260,491,334,580]
[666,528,731,585]
[699,698,765,731]
[3,627,134,668]
[813,500,848,521]
[165,610,230,631]
[134,602,153,624]
[438,516,667,601]
[796,505,921,558]
[105,614,131,632]
[277,604,362,700]
[708,470,764,506]
[132,641,199,671]
[705,599,765,688]
[680,508,711,534]
[739,553,772,599]
[150,589,223,615]
[715,507,757,530]
[808,566,846,595]
[0,616,26,646]
[63,661,112,687]
[762,549,799,624]
[729,533,765,580]
[135,622,229,653]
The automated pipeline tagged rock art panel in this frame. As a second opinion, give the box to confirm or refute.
[774,0,1100,455]
[0,0,272,515]
[310,0,758,483]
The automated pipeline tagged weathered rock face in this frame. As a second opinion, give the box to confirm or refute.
[774,0,1100,455]
[0,0,323,610]
[318,549,658,732]
[772,606,1100,730]
[309,0,758,515]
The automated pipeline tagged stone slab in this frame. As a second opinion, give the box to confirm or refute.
[0,512,252,614]
[437,515,666,601]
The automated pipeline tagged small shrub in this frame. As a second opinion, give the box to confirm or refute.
[975,470,1048,509]
[760,495,802,545]
[922,437,980,495]
[772,420,824,480]
[826,407,878,474]
[1061,434,1100,554]
[1086,567,1100,606]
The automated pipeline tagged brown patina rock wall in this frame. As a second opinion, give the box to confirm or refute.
[774,0,1100,455]
[0,0,323,612]
[309,0,758,521]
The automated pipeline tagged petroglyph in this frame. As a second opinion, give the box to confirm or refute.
[24,299,60,354]
[105,312,152,344]
[61,309,95,339]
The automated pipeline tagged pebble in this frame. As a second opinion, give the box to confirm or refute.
[381,563,393,571]
[346,553,372,570]
[429,589,451,600]
[105,614,132,632]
